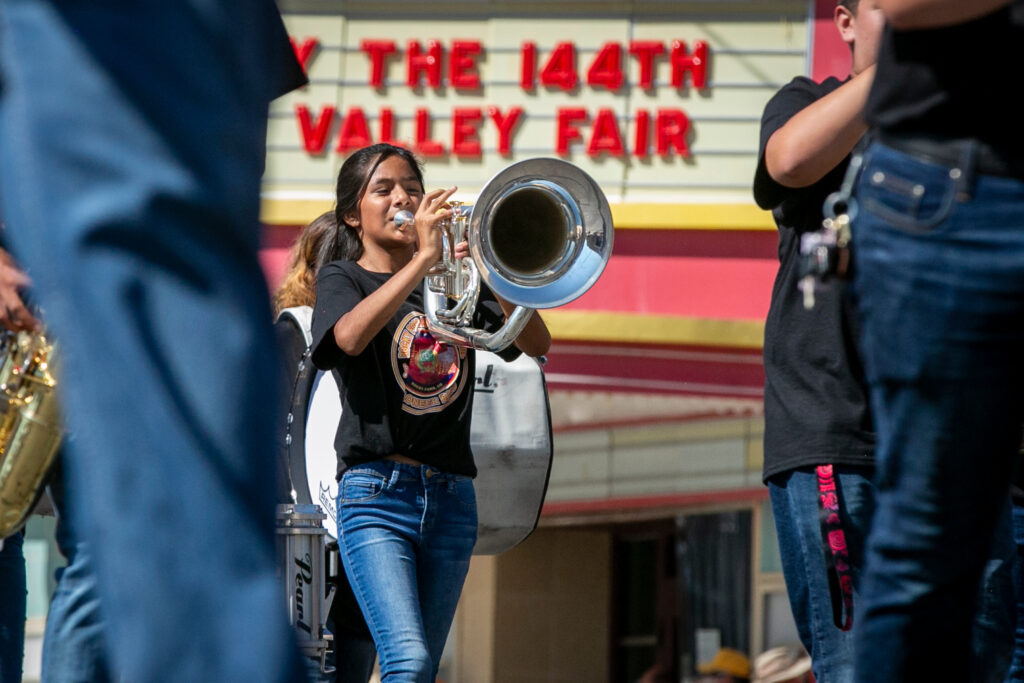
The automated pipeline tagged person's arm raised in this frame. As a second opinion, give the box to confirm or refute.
[332,188,455,356]
[764,65,876,189]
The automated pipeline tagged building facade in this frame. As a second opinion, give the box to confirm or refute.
[19,1,849,681]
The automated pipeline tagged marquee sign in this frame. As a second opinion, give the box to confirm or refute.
[265,9,805,203]
[290,37,709,160]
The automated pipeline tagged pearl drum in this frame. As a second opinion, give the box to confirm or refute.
[275,503,336,675]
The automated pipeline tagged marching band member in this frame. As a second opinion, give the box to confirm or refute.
[310,143,549,682]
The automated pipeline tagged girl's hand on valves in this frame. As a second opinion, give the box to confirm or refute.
[414,186,457,264]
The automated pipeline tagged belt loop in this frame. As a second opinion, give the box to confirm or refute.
[954,140,977,200]
[389,462,401,487]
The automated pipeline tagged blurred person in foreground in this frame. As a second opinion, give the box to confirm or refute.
[846,1,1024,681]
[0,1,310,680]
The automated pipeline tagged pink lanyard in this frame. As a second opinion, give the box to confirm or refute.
[817,464,854,631]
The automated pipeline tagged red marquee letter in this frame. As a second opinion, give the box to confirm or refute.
[361,40,397,88]
[556,108,587,155]
[488,106,523,156]
[587,108,624,157]
[295,104,335,155]
[520,42,537,90]
[656,109,691,157]
[629,41,665,89]
[336,107,372,153]
[290,37,320,72]
[449,41,482,89]
[452,108,483,157]
[540,42,578,91]
[670,40,708,90]
[633,109,650,157]
[415,108,445,157]
[407,40,443,88]
[586,43,623,91]
[378,108,397,145]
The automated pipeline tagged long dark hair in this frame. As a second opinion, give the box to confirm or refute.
[333,143,425,261]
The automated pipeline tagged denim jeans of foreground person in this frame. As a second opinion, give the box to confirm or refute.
[851,140,1024,683]
[0,1,306,680]
[338,460,478,683]
[41,466,113,683]
[769,465,874,683]
[0,530,25,683]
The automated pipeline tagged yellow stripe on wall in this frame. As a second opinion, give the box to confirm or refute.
[260,198,775,232]
[261,199,334,226]
[610,203,775,231]
[538,310,765,348]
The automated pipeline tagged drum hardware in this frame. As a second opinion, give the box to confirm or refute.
[394,157,614,352]
[276,503,336,675]
[0,328,63,539]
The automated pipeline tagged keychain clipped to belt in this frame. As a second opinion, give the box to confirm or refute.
[798,152,864,310]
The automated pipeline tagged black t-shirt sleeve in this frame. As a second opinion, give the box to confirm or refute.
[753,77,837,211]
[310,262,364,370]
[473,284,523,363]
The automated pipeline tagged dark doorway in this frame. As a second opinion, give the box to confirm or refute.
[610,509,752,682]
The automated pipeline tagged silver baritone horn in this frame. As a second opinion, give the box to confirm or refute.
[395,158,613,352]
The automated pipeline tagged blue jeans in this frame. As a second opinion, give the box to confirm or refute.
[0,531,25,683]
[769,465,875,683]
[851,140,1024,683]
[41,467,112,683]
[338,461,478,683]
[0,2,305,680]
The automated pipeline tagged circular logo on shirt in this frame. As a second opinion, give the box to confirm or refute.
[391,313,469,414]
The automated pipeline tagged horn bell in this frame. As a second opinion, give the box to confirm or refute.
[468,158,613,310]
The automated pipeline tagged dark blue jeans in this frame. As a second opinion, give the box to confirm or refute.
[851,140,1024,683]
[338,461,477,683]
[0,2,305,680]
[769,465,874,683]
[41,469,112,683]
[0,531,25,683]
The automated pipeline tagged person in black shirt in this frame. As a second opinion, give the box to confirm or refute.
[753,3,881,680]
[310,143,550,682]
[848,2,1024,681]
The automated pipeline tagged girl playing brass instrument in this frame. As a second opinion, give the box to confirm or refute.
[310,143,549,682]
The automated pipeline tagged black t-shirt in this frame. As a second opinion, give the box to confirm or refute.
[310,260,519,478]
[865,2,1024,153]
[753,76,875,482]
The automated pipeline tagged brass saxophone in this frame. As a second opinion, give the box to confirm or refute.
[0,328,62,539]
